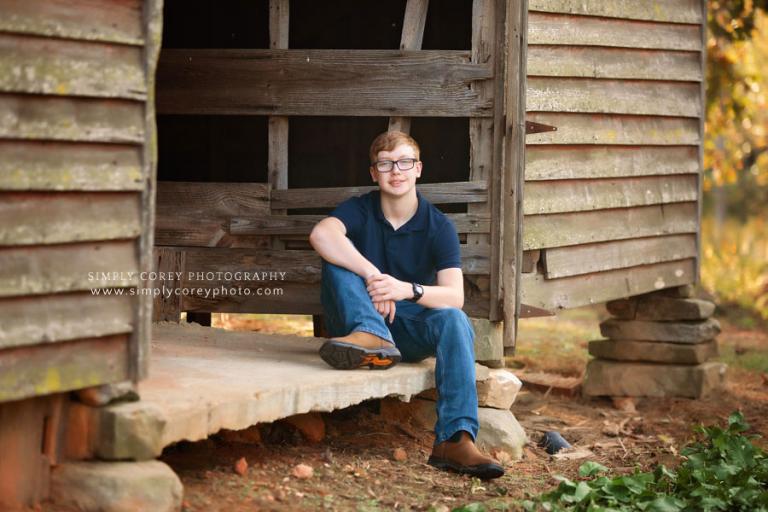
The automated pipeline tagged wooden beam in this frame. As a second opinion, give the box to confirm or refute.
[527,46,702,81]
[524,202,697,250]
[0,33,146,99]
[499,0,528,348]
[529,12,702,51]
[268,0,289,250]
[271,181,487,209]
[156,50,493,117]
[521,258,696,311]
[0,141,144,191]
[0,0,144,45]
[523,175,698,215]
[542,234,697,278]
[389,0,429,134]
[524,113,700,145]
[528,0,703,24]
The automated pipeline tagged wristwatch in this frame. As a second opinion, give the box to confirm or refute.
[408,282,424,303]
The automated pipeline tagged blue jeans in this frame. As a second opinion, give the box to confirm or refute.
[320,260,479,444]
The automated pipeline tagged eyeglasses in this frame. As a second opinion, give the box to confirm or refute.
[373,158,418,173]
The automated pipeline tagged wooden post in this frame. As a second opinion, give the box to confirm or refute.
[152,248,184,323]
[269,0,289,243]
[500,0,527,354]
[388,0,429,134]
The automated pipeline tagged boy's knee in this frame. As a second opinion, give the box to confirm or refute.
[431,308,474,336]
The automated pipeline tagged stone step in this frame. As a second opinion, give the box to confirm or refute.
[582,360,727,398]
[606,296,715,321]
[588,339,718,364]
[599,318,721,343]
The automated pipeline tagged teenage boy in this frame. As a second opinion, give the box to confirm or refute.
[308,131,504,480]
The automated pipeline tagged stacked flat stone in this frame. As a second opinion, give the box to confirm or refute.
[583,286,727,399]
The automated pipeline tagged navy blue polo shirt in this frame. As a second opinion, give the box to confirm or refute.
[329,190,462,285]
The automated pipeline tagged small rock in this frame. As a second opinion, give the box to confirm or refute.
[601,423,620,437]
[392,447,407,461]
[234,457,248,476]
[476,369,523,410]
[292,464,313,480]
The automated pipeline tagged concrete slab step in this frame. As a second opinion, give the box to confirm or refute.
[93,322,436,460]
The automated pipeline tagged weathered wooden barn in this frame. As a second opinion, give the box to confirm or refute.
[0,0,706,508]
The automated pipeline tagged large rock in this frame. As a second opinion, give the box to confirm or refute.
[606,297,715,321]
[477,370,522,410]
[476,408,527,460]
[96,402,167,460]
[600,318,721,344]
[50,461,183,512]
[588,339,718,364]
[582,360,727,398]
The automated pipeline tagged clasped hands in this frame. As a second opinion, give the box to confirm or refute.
[364,272,412,324]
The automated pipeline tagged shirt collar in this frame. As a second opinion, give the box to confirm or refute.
[372,190,428,232]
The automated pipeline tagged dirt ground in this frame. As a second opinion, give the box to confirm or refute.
[154,306,768,512]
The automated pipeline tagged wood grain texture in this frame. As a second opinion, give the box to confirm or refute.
[0,335,129,402]
[0,0,143,45]
[271,181,487,209]
[542,234,697,278]
[0,241,139,297]
[152,248,185,323]
[525,145,699,181]
[523,202,697,249]
[529,0,702,23]
[528,46,702,81]
[523,175,698,215]
[529,12,701,51]
[521,258,696,310]
[0,141,143,191]
[156,50,493,117]
[231,212,491,236]
[389,0,429,132]
[524,113,700,145]
[0,192,141,245]
[0,293,133,349]
[527,77,701,117]
[0,94,144,143]
[0,33,145,99]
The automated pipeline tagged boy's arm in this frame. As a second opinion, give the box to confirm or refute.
[309,217,379,279]
[364,267,464,310]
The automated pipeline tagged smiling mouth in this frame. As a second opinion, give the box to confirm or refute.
[390,181,405,186]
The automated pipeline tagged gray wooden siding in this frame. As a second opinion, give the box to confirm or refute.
[521,0,704,311]
[0,0,158,402]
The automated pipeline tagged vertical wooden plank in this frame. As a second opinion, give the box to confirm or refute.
[152,248,184,322]
[500,0,527,351]
[269,0,290,249]
[133,0,163,381]
[695,0,706,286]
[388,0,429,134]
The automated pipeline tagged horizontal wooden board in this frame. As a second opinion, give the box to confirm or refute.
[524,113,700,146]
[0,94,144,143]
[521,258,696,310]
[0,241,139,297]
[527,77,701,117]
[528,46,702,81]
[0,33,145,99]
[529,0,702,24]
[543,234,697,278]
[525,145,699,180]
[0,334,129,402]
[523,175,698,215]
[0,192,141,245]
[0,0,144,45]
[0,141,144,191]
[271,181,488,210]
[157,50,493,117]
[523,202,697,249]
[0,293,133,349]
[182,281,490,318]
[231,213,491,236]
[529,12,702,51]
[156,181,271,247]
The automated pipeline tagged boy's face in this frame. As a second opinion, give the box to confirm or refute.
[369,143,422,199]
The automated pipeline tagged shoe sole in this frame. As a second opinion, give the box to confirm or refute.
[319,340,401,370]
[427,456,505,480]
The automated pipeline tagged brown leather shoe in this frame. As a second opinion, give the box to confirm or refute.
[319,331,401,370]
[428,431,504,480]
